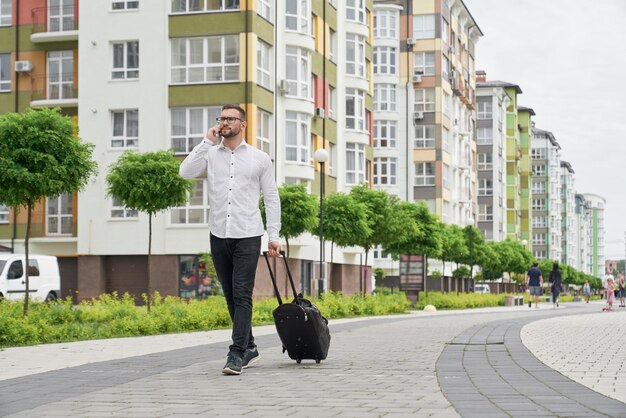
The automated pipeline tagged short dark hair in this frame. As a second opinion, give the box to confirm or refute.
[532,262,538,267]
[222,104,246,121]
[553,262,559,270]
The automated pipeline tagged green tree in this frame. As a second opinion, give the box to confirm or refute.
[0,108,97,316]
[459,226,486,279]
[480,242,504,281]
[439,224,467,276]
[106,150,192,312]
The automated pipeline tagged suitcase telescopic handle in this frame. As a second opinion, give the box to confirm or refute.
[263,250,301,306]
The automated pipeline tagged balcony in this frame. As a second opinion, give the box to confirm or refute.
[30,73,78,108]
[31,5,79,43]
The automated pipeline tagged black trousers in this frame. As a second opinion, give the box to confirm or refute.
[210,234,261,354]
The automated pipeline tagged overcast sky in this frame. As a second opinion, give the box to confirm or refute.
[465,0,626,260]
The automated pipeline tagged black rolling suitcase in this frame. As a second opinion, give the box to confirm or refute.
[263,251,331,364]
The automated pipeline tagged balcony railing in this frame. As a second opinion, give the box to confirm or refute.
[31,5,78,35]
[29,73,78,106]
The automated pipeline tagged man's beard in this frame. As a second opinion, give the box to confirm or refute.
[221,127,240,138]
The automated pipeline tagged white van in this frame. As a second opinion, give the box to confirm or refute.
[0,254,61,302]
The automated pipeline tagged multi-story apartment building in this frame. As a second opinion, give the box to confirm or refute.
[582,193,606,278]
[560,161,576,267]
[518,107,533,245]
[574,193,593,274]
[1,0,380,300]
[531,126,562,261]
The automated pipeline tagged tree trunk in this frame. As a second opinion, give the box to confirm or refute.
[23,201,32,317]
[147,213,152,314]
[285,238,290,260]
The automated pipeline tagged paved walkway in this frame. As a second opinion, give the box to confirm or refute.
[0,302,624,417]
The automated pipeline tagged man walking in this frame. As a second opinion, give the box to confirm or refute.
[526,262,543,309]
[179,104,281,375]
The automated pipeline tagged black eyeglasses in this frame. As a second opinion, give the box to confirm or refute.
[216,117,243,124]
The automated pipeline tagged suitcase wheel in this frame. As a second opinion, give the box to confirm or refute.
[316,359,321,364]
[296,359,302,364]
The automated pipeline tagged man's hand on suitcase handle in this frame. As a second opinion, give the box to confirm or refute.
[268,241,282,257]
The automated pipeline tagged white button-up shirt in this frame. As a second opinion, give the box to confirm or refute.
[179,138,281,242]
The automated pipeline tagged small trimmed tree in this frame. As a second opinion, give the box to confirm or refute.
[106,150,192,312]
[0,108,97,317]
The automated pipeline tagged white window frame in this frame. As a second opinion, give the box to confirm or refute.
[441,17,449,45]
[532,199,546,211]
[112,40,139,80]
[329,29,337,62]
[477,127,493,145]
[414,125,435,148]
[111,109,139,149]
[413,51,435,76]
[533,233,546,246]
[478,178,493,196]
[477,100,492,119]
[346,0,365,23]
[532,164,546,176]
[531,147,547,159]
[373,245,391,260]
[345,88,365,131]
[256,39,271,89]
[346,34,365,77]
[46,193,72,236]
[413,14,435,39]
[374,46,396,75]
[170,107,221,154]
[328,143,336,176]
[285,46,311,98]
[477,153,492,171]
[170,179,210,225]
[256,108,272,155]
[0,204,8,223]
[346,143,366,185]
[374,10,396,38]
[532,180,546,194]
[329,86,336,119]
[414,162,435,186]
[111,196,138,219]
[170,36,239,84]
[442,163,450,189]
[442,127,450,153]
[256,0,271,21]
[374,157,396,186]
[374,83,396,112]
[0,0,11,26]
[170,0,240,13]
[478,204,493,221]
[47,50,74,100]
[285,0,309,33]
[414,88,435,112]
[49,0,74,32]
[285,111,311,164]
[0,53,10,91]
[112,0,139,10]
[374,120,396,148]
[532,215,547,228]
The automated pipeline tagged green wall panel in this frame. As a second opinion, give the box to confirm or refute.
[170,12,249,37]
[0,27,15,52]
[169,84,249,107]
[252,14,274,44]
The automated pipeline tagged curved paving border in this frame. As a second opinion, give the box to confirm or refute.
[437,314,626,417]
[522,310,626,404]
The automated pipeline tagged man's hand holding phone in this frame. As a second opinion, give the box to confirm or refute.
[206,125,222,144]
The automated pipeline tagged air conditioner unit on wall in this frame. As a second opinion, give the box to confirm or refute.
[406,38,416,46]
[278,79,289,95]
[14,61,33,72]
[412,74,422,83]
[413,111,424,120]
[314,107,325,118]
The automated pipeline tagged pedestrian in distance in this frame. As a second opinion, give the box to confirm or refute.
[179,104,282,375]
[549,262,563,309]
[526,262,543,309]
[603,278,615,311]
[583,280,591,304]
[618,274,625,308]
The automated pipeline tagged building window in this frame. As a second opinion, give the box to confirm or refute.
[329,29,337,62]
[171,179,209,224]
[0,204,8,223]
[532,164,546,176]
[441,17,449,45]
[47,51,74,100]
[442,127,450,153]
[534,250,547,260]
[533,215,547,228]
[112,41,139,79]
[48,0,74,32]
[533,233,546,246]
[373,245,391,259]
[285,111,311,164]
[374,10,396,38]
[477,100,492,119]
[285,0,309,33]
[414,88,435,112]
[112,0,138,10]
[346,34,365,77]
[0,54,10,91]
[413,51,435,76]
[478,205,493,221]
[442,54,450,82]
[374,121,396,148]
[374,83,396,112]
[171,0,239,13]
[531,148,547,159]
[414,125,435,148]
[47,193,72,235]
[374,157,396,186]
[477,127,493,145]
[285,46,311,98]
[111,197,138,219]
[171,36,239,84]
[256,109,272,155]
[374,47,396,75]
[256,0,271,20]
[328,143,336,176]
[532,180,546,194]
[0,0,11,25]
[346,143,366,185]
[414,162,435,186]
[346,88,365,131]
[171,107,221,154]
[478,178,493,196]
[532,199,546,211]
[329,86,336,119]
[346,0,365,23]
[442,163,450,189]
[478,153,492,171]
[256,40,271,89]
[413,14,435,39]
[111,109,139,148]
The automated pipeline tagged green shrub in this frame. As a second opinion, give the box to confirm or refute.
[414,291,504,310]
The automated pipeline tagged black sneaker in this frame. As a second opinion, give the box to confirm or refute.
[222,351,243,375]
[243,347,260,369]
[529,301,532,308]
